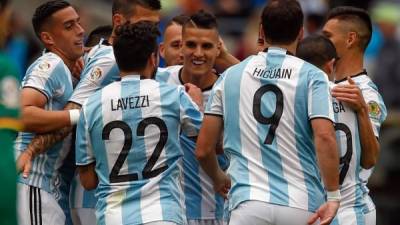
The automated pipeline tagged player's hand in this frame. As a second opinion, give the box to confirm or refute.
[184,83,203,111]
[331,77,368,113]
[307,201,339,225]
[214,170,231,199]
[72,57,84,80]
[16,149,34,178]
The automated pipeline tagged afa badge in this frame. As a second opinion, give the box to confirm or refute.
[368,101,381,120]
[90,67,103,81]
[38,61,51,71]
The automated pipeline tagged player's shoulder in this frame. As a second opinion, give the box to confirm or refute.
[87,44,114,63]
[26,52,68,77]
[156,65,182,81]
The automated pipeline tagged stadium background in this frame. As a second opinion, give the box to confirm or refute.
[4,0,400,224]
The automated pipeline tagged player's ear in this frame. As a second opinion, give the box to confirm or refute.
[112,13,124,27]
[346,31,357,49]
[324,58,336,81]
[150,51,159,68]
[159,42,165,58]
[297,27,304,42]
[40,31,54,46]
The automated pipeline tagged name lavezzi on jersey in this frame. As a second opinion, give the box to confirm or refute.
[14,52,74,193]
[156,66,226,220]
[206,47,335,213]
[75,75,202,225]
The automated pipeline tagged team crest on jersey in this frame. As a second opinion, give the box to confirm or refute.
[38,61,51,71]
[368,101,381,119]
[90,67,103,81]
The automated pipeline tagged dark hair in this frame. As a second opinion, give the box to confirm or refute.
[297,34,338,68]
[261,0,303,45]
[184,10,218,30]
[112,0,161,17]
[0,0,9,11]
[327,6,372,51]
[85,25,113,47]
[165,14,190,30]
[113,21,160,72]
[32,0,71,38]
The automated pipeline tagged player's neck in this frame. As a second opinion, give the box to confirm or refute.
[181,67,217,90]
[334,52,364,81]
[267,42,297,55]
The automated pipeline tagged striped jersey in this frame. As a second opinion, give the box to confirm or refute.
[156,65,226,220]
[75,75,203,225]
[69,40,119,106]
[14,52,74,193]
[330,82,365,225]
[334,73,387,214]
[69,40,119,209]
[206,47,335,212]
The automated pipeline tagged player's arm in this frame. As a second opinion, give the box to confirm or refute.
[20,88,73,133]
[196,115,230,198]
[331,77,379,169]
[17,101,81,178]
[214,37,240,73]
[78,163,98,190]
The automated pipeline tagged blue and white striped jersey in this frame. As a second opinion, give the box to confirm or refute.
[156,66,226,220]
[337,73,387,214]
[69,41,119,106]
[69,171,97,209]
[75,75,203,225]
[206,47,335,213]
[14,52,74,193]
[330,82,365,225]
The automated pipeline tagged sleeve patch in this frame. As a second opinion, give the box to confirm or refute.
[89,67,103,82]
[368,101,381,120]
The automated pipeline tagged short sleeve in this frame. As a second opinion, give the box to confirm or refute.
[75,101,95,165]
[307,69,335,122]
[178,86,203,137]
[205,74,225,117]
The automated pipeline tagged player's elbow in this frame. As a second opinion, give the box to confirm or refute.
[361,146,380,169]
[78,165,98,190]
[195,146,210,162]
[80,176,98,190]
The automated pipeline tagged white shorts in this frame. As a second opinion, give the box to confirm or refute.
[188,219,224,225]
[228,200,315,225]
[17,183,65,225]
[71,208,96,225]
[143,221,178,225]
[332,207,365,225]
[364,209,376,225]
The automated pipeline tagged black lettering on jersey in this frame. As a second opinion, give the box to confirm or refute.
[111,95,150,111]
[333,101,346,113]
[252,68,292,79]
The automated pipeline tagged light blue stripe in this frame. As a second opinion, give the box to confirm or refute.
[224,57,253,210]
[155,70,171,83]
[354,117,365,209]
[257,50,288,205]
[294,62,324,211]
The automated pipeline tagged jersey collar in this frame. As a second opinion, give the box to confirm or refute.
[334,69,367,84]
[121,74,141,81]
[263,47,294,56]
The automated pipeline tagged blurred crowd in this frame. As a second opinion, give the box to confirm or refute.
[2,0,400,224]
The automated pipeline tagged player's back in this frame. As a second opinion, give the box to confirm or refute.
[208,47,334,212]
[77,75,202,225]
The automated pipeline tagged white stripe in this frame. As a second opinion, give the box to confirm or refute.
[239,56,270,201]
[275,57,308,209]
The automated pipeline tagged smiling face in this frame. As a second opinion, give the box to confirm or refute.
[45,6,84,61]
[181,27,220,78]
[160,23,183,66]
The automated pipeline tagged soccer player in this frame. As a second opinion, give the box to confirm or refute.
[75,21,202,225]
[14,1,84,224]
[297,34,367,225]
[85,25,113,47]
[159,15,189,67]
[0,1,21,225]
[322,7,387,225]
[156,10,227,225]
[196,1,340,225]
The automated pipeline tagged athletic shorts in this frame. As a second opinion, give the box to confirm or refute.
[364,209,376,225]
[17,183,65,225]
[188,219,224,225]
[228,200,315,225]
[71,208,96,225]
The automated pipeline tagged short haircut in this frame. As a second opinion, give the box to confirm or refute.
[113,21,160,72]
[261,0,303,45]
[32,0,71,38]
[183,10,218,31]
[327,6,372,51]
[165,14,190,30]
[112,0,161,17]
[85,25,113,47]
[297,34,338,68]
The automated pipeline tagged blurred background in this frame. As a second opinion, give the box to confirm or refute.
[3,0,400,223]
